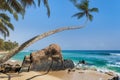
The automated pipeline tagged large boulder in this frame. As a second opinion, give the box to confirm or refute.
[21,44,74,71]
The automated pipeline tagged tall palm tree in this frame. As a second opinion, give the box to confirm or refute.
[72,0,98,22]
[0,13,14,38]
[0,0,98,64]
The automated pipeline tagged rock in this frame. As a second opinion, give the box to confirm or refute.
[63,59,74,69]
[21,44,74,71]
[14,64,21,73]
[109,76,120,80]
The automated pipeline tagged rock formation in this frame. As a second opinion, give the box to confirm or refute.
[21,44,74,71]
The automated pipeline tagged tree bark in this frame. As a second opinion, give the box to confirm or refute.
[0,26,84,64]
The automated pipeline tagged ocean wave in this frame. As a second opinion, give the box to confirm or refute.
[107,64,120,67]
[110,53,120,56]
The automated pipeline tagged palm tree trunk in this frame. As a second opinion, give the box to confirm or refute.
[0,26,85,64]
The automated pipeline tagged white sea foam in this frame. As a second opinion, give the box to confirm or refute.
[116,62,120,65]
[110,53,120,56]
[107,63,120,67]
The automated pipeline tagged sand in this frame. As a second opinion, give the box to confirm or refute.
[0,69,114,80]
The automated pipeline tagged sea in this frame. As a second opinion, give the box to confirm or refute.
[11,50,120,73]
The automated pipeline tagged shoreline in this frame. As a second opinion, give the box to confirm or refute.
[2,59,119,80]
[7,59,120,75]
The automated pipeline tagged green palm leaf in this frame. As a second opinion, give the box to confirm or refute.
[0,13,10,21]
[89,8,99,12]
[72,12,85,19]
[21,0,36,8]
[75,0,88,11]
[38,0,41,6]
[1,19,14,30]
[8,0,24,14]
[13,12,18,21]
[0,22,9,37]
[43,0,50,17]
[0,28,7,38]
[88,13,93,21]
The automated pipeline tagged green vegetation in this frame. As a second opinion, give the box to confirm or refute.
[0,0,49,38]
[0,39,19,51]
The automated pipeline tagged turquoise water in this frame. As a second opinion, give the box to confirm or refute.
[11,50,120,73]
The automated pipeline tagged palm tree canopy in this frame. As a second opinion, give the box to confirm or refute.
[0,0,50,38]
[71,0,99,21]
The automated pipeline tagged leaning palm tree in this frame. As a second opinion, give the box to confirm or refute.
[0,0,98,64]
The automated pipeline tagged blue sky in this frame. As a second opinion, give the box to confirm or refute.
[6,0,120,50]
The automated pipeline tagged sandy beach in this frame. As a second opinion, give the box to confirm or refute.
[0,69,115,80]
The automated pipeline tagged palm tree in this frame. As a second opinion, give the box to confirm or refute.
[0,0,98,64]
[0,0,50,38]
[0,13,14,38]
[71,0,98,22]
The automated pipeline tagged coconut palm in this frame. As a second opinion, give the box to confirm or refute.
[72,0,98,22]
[0,0,98,64]
[0,13,14,38]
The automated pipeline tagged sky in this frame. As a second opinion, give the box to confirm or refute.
[5,0,120,50]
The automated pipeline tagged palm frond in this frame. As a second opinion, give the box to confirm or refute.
[43,0,50,17]
[13,12,18,21]
[38,0,41,6]
[0,22,9,37]
[72,12,85,19]
[89,8,99,12]
[1,19,14,30]
[83,0,89,8]
[0,28,7,38]
[21,0,36,8]
[75,0,89,10]
[0,0,13,13]
[8,0,24,14]
[0,13,10,21]
[88,13,93,21]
